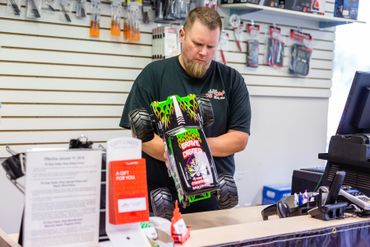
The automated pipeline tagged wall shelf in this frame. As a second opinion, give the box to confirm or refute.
[221,3,364,28]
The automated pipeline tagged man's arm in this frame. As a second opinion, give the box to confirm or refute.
[206,130,249,157]
[142,134,165,161]
[142,130,248,161]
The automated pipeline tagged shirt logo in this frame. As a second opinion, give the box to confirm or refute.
[206,89,225,100]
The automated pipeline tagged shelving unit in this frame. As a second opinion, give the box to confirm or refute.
[221,3,364,28]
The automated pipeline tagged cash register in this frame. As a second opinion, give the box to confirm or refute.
[262,71,370,221]
[319,71,370,196]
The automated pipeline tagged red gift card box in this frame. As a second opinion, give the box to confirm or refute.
[108,159,149,224]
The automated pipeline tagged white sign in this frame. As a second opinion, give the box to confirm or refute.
[106,137,141,164]
[23,149,102,247]
[105,137,150,247]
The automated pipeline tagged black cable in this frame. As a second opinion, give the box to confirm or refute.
[313,172,324,192]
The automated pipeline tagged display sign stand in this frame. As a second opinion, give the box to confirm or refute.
[105,137,151,247]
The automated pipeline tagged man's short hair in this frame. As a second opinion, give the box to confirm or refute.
[183,7,222,32]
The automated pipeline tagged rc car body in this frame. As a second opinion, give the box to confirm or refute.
[129,94,238,218]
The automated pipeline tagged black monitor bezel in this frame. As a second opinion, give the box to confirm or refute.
[336,71,370,135]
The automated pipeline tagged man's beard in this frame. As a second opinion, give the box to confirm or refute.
[183,59,209,79]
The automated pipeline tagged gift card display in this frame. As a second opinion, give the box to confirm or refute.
[109,159,149,225]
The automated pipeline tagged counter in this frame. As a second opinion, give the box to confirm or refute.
[1,206,369,247]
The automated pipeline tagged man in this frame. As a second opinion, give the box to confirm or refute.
[120,7,251,213]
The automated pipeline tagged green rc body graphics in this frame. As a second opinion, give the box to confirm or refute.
[150,95,219,204]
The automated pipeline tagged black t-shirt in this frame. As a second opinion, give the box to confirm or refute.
[120,56,251,212]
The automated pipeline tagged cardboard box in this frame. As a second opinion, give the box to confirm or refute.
[262,184,291,205]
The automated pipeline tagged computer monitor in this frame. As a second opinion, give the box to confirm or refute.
[319,71,370,196]
[337,71,370,135]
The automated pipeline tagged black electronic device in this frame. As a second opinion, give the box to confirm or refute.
[319,71,370,196]
[1,153,24,180]
[328,70,370,162]
[261,192,317,220]
[324,171,346,204]
[337,71,370,135]
[1,147,25,193]
[308,171,348,220]
[328,134,370,162]
[339,186,370,211]
[291,168,323,194]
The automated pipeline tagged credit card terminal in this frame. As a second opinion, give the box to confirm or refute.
[339,186,370,211]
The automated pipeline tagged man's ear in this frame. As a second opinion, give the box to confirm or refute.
[179,28,185,42]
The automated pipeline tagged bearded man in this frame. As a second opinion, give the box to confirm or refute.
[120,7,251,214]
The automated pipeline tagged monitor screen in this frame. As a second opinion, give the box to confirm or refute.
[337,71,370,135]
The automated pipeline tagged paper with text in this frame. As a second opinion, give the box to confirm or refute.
[23,149,102,247]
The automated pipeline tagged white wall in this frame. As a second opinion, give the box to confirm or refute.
[0,0,338,233]
[0,159,24,234]
[235,96,328,205]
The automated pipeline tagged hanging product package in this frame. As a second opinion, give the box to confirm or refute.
[59,0,72,22]
[110,0,122,36]
[124,1,141,41]
[7,0,21,15]
[89,0,101,37]
[203,0,217,9]
[265,25,284,67]
[173,0,188,19]
[26,0,42,18]
[289,29,312,76]
[75,0,87,18]
[246,23,260,68]
[217,31,229,65]
[142,0,151,24]
[228,14,243,52]
[42,0,56,12]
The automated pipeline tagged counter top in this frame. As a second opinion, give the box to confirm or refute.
[2,206,370,247]
[180,206,370,246]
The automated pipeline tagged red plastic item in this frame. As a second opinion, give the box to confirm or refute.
[171,201,191,244]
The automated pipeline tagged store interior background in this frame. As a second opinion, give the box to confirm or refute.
[0,1,369,234]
